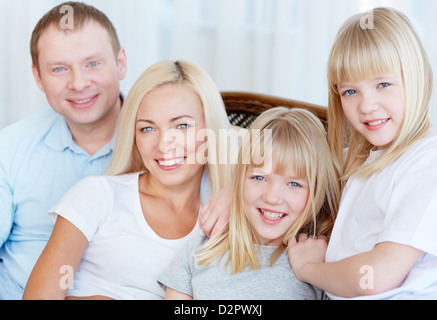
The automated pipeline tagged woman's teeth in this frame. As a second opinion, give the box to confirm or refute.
[158,158,185,166]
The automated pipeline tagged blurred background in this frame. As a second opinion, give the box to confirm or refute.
[1,0,436,129]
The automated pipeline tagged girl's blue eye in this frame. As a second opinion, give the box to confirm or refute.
[379,83,390,88]
[253,176,265,182]
[288,182,301,188]
[178,124,188,129]
[344,89,356,96]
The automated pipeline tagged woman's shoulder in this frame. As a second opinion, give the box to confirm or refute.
[103,172,142,186]
[69,172,141,198]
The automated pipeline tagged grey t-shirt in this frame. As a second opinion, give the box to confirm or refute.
[158,236,324,300]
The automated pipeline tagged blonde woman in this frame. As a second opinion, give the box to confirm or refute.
[159,107,340,300]
[289,8,437,299]
[23,60,234,300]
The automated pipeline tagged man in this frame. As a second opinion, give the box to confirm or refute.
[0,2,127,299]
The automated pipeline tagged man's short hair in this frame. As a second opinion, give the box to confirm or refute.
[30,1,121,72]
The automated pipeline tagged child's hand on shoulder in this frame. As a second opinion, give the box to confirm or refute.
[288,234,328,282]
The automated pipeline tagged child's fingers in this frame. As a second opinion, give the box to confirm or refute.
[298,233,309,241]
[317,235,328,241]
[288,236,298,247]
[199,203,209,220]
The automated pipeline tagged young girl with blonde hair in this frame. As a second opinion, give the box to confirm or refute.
[159,107,340,300]
[289,7,437,299]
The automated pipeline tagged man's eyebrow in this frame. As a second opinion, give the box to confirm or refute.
[44,53,106,66]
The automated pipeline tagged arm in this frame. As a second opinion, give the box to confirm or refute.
[0,162,13,247]
[199,184,231,238]
[23,216,88,300]
[288,235,423,298]
[165,288,193,300]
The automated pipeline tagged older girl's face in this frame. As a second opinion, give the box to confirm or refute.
[242,152,310,247]
[337,74,405,148]
[135,83,206,188]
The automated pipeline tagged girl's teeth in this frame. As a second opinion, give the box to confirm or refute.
[367,119,388,126]
[260,209,286,221]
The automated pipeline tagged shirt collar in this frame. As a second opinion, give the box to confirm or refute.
[43,94,123,155]
[44,113,114,157]
[44,114,76,152]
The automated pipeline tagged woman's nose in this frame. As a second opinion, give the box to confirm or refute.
[158,129,184,157]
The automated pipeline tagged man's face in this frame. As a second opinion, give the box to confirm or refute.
[32,21,127,131]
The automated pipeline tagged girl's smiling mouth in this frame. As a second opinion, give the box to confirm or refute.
[363,118,390,130]
[258,208,287,225]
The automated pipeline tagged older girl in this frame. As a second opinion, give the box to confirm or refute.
[289,8,437,299]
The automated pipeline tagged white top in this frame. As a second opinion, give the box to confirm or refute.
[326,129,437,300]
[49,172,206,300]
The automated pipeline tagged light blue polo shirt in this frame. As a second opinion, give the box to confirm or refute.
[0,109,114,299]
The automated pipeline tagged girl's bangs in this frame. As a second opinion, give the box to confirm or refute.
[248,120,308,180]
[328,22,401,91]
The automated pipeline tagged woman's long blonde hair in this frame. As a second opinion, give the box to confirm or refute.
[106,60,234,194]
[197,107,340,274]
[327,7,433,182]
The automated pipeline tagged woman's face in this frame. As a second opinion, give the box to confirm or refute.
[135,83,206,188]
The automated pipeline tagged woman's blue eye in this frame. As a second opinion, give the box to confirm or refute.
[344,89,356,96]
[178,124,188,129]
[379,83,390,88]
[142,127,153,132]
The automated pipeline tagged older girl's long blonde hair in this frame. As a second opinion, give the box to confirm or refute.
[106,59,234,195]
[197,107,340,274]
[327,7,433,182]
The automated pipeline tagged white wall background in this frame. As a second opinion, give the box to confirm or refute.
[1,0,436,129]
